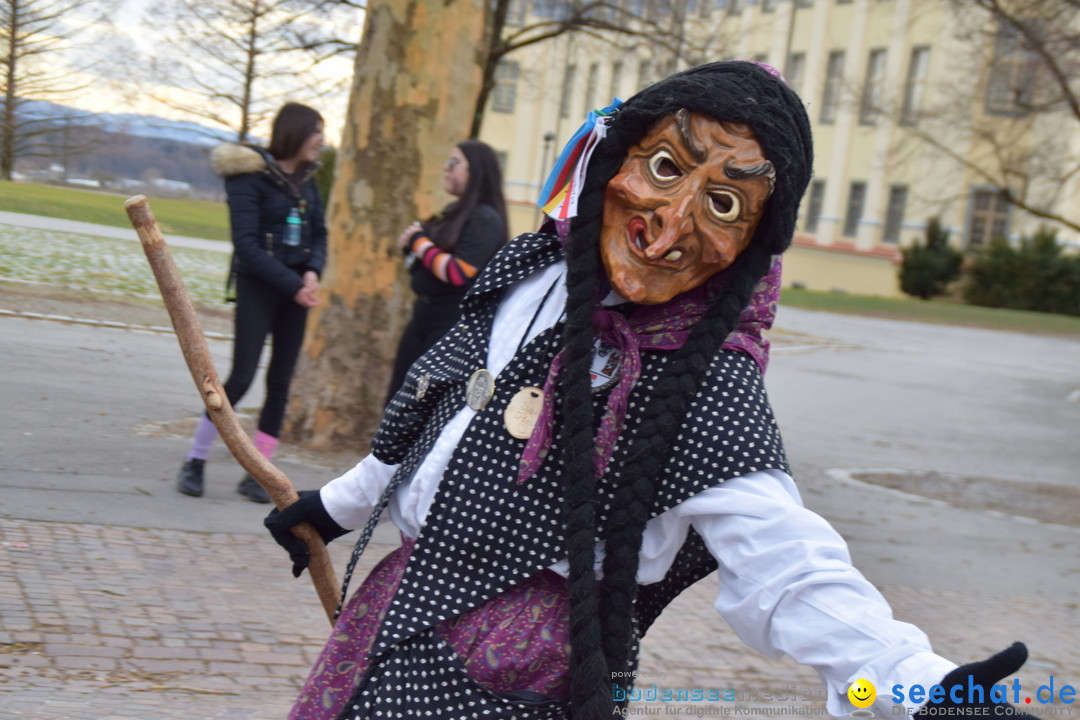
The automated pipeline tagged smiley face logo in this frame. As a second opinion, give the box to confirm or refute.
[847,678,876,709]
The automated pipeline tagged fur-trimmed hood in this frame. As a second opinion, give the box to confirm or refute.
[211,142,320,185]
[211,143,267,178]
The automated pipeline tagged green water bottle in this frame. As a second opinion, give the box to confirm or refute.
[283,207,302,247]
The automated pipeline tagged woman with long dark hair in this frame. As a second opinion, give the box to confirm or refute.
[176,102,327,503]
[385,139,508,403]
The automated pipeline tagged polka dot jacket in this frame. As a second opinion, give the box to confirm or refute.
[336,232,790,718]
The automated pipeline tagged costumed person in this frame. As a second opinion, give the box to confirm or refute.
[177,102,328,503]
[265,62,1037,719]
[385,139,509,404]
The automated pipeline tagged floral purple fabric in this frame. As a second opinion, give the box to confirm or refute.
[291,539,572,720]
[438,569,572,701]
[721,253,782,374]
[289,538,416,720]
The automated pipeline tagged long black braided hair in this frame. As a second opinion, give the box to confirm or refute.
[556,61,813,719]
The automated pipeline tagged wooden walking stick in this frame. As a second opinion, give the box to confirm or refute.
[124,194,342,624]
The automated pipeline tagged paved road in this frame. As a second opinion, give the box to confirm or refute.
[1,308,1078,719]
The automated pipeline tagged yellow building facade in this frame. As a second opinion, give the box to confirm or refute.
[477,0,1079,297]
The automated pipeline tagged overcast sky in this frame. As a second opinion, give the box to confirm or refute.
[66,0,359,144]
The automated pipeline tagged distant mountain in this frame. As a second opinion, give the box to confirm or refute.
[12,100,234,198]
[17,99,239,147]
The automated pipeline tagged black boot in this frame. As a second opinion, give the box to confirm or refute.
[178,459,205,497]
[237,474,271,503]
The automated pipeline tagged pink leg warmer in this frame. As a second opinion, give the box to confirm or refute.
[253,430,279,461]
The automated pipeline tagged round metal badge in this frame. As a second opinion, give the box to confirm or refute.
[465,369,496,410]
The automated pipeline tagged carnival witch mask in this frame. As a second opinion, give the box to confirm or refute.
[600,110,776,305]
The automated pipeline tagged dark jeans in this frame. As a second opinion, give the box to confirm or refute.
[220,272,308,437]
[385,296,464,407]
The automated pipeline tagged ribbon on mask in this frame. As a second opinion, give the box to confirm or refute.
[537,99,622,222]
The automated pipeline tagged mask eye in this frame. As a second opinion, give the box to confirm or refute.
[709,191,741,222]
[647,150,682,183]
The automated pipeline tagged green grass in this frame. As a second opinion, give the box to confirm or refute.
[0,225,229,306]
[2,187,1078,340]
[0,180,229,241]
[781,287,1080,338]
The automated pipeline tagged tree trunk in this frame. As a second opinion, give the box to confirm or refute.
[283,0,490,451]
[2,6,19,182]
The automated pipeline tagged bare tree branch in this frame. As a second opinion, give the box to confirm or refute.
[127,0,362,143]
[470,0,712,137]
[1,0,112,178]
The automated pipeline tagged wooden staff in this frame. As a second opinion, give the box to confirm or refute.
[124,194,341,623]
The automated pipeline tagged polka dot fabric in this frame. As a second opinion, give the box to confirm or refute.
[339,629,566,719]
[375,232,567,465]
[340,233,789,717]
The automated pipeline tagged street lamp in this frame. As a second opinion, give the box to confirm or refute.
[536,131,557,224]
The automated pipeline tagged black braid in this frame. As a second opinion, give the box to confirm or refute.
[559,150,620,718]
[599,243,774,680]
[557,61,814,719]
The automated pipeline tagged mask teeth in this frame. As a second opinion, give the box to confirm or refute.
[664,249,683,262]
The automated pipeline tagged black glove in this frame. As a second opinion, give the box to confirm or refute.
[264,490,349,577]
[915,643,1036,718]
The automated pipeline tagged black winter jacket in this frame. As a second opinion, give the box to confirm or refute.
[211,143,328,297]
[408,203,505,299]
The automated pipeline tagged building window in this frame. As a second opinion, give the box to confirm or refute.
[883,185,908,243]
[762,0,777,12]
[559,63,577,118]
[491,60,520,114]
[843,181,866,237]
[968,189,1010,247]
[805,180,826,232]
[986,21,1037,115]
[901,46,930,126]
[796,0,813,9]
[584,62,599,112]
[638,59,653,90]
[534,0,573,19]
[785,52,806,97]
[729,0,744,15]
[820,50,845,124]
[645,0,674,21]
[505,0,527,27]
[609,60,624,102]
[859,48,887,124]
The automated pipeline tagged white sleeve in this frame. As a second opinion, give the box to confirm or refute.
[318,454,398,531]
[677,469,956,717]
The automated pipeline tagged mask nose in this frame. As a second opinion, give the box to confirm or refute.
[645,195,694,260]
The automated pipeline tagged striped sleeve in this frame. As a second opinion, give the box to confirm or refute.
[409,234,480,287]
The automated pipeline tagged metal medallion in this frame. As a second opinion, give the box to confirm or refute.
[504,386,544,440]
[589,338,623,393]
[465,368,496,410]
[415,372,431,400]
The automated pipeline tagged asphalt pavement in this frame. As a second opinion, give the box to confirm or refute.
[1,243,1079,718]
